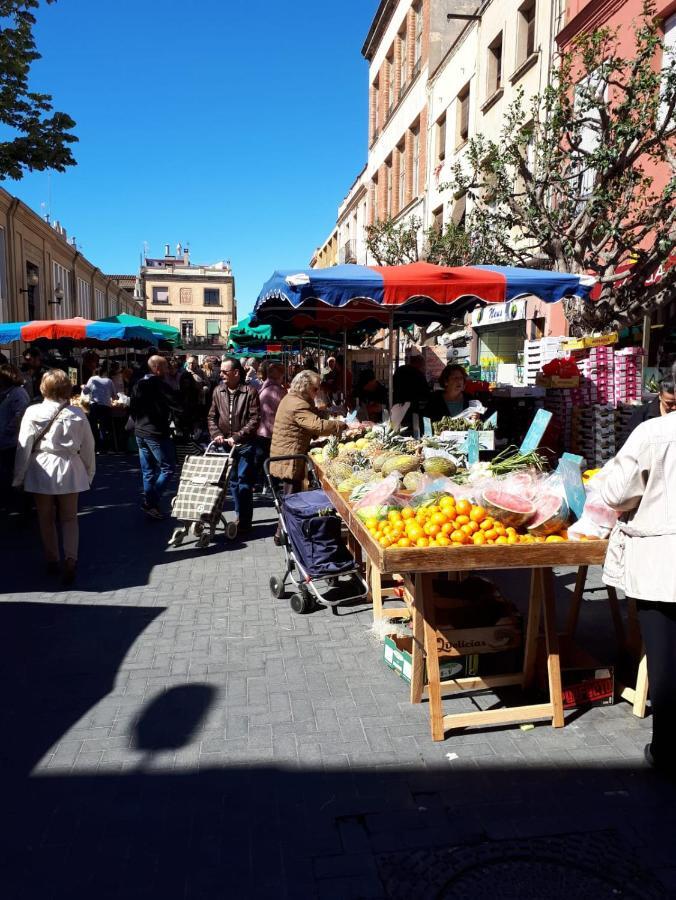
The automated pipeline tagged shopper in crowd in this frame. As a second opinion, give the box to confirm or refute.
[354,368,388,422]
[208,358,260,534]
[626,375,676,432]
[392,354,431,430]
[323,356,336,377]
[108,361,126,395]
[21,346,50,403]
[0,364,30,511]
[130,355,183,520]
[601,362,676,775]
[82,364,118,453]
[269,369,347,543]
[256,361,287,492]
[321,354,352,406]
[244,357,263,391]
[184,355,211,430]
[425,363,469,422]
[13,369,95,584]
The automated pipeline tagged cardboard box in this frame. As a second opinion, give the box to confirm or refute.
[383,634,479,685]
[536,374,581,389]
[436,615,523,657]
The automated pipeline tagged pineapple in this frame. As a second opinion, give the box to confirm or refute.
[322,435,339,463]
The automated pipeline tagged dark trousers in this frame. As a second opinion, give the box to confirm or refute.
[89,404,113,452]
[637,600,676,764]
[230,443,257,529]
[137,436,176,511]
[254,436,271,488]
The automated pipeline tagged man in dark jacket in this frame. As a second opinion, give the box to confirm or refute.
[625,376,676,440]
[208,358,260,533]
[130,355,183,519]
[392,355,431,432]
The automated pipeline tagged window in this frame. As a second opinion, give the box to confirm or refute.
[575,69,605,200]
[488,33,503,96]
[457,85,470,145]
[412,126,420,196]
[414,4,423,71]
[399,28,408,95]
[77,278,91,318]
[386,157,393,217]
[373,77,380,137]
[452,195,467,229]
[153,318,168,324]
[206,319,221,335]
[387,52,395,116]
[152,286,169,304]
[52,261,72,318]
[518,1,536,63]
[432,205,444,233]
[204,287,220,306]
[180,320,194,340]
[436,113,447,162]
[0,228,7,321]
[95,288,106,319]
[398,141,406,210]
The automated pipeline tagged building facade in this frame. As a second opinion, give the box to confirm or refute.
[310,228,339,268]
[337,168,369,265]
[0,187,142,331]
[142,246,236,350]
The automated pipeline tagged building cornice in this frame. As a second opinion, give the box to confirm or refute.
[557,0,630,46]
[362,0,398,60]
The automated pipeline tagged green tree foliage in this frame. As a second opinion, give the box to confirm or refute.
[365,215,505,267]
[0,0,77,180]
[444,1,676,332]
[365,216,422,265]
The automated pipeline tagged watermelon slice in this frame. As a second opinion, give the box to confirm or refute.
[482,488,536,529]
[527,494,570,537]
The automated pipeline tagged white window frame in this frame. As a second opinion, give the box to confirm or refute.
[77,277,92,318]
[52,261,72,318]
[0,226,7,322]
[412,128,420,196]
[95,288,106,319]
[414,4,423,66]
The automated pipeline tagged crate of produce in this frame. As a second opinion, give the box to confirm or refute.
[383,634,479,684]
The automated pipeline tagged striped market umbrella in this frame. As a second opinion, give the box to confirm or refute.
[0,316,172,347]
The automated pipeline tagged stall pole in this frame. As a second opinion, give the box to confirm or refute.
[343,329,348,406]
[388,313,395,409]
[642,313,651,358]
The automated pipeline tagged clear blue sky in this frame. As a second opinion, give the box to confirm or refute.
[7,0,376,317]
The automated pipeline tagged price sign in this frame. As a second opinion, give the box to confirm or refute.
[557,455,587,519]
[519,409,552,454]
[466,430,480,465]
[423,417,433,437]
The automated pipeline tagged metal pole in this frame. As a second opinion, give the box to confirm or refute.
[343,328,348,406]
[388,312,395,409]
[642,313,651,359]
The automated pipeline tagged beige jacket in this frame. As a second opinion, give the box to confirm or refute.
[269,392,344,482]
[601,412,676,602]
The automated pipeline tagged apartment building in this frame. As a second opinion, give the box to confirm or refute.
[142,245,236,349]
[310,228,339,269]
[0,187,142,327]
[337,168,368,266]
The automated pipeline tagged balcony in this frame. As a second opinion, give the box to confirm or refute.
[181,334,226,349]
[340,239,357,265]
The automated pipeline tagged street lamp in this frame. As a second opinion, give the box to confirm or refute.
[19,269,39,294]
[49,283,64,306]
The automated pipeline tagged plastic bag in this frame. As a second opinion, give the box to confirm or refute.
[568,481,619,541]
[353,473,401,521]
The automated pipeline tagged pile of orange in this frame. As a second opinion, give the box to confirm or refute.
[363,496,567,549]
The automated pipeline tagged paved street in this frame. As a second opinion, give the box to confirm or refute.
[1,455,675,899]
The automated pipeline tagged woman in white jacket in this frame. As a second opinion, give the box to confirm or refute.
[601,367,676,772]
[13,368,95,584]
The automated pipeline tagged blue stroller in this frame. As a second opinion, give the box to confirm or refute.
[264,455,369,614]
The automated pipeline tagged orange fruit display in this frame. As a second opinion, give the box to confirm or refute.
[456,498,472,516]
[469,505,486,523]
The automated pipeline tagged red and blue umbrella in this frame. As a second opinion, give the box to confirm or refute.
[252,262,595,331]
[0,316,170,347]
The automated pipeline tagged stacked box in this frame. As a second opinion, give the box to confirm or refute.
[523,337,563,385]
[616,402,641,446]
[569,404,618,466]
[614,347,644,405]
[579,346,615,406]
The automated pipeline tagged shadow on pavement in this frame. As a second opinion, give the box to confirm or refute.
[0,601,163,776]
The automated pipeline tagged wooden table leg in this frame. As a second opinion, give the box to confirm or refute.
[633,650,649,718]
[522,568,543,690]
[369,561,383,624]
[419,572,444,741]
[542,566,565,728]
[564,565,588,637]
[410,585,425,704]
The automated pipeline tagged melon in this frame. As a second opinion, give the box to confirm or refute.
[381,454,420,477]
[482,488,536,529]
[424,457,457,477]
[527,494,570,537]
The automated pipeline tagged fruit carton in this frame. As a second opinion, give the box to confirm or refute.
[383,634,479,684]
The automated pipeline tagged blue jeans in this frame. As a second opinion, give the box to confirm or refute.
[137,436,176,511]
[230,442,256,529]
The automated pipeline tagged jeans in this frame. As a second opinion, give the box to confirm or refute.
[230,442,257,529]
[89,404,113,452]
[254,436,271,489]
[137,436,176,511]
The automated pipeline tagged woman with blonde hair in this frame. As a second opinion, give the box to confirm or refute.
[13,368,95,583]
[269,369,347,542]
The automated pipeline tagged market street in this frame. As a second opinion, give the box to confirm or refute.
[0,456,674,899]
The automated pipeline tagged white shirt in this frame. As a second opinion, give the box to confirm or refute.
[13,399,96,495]
[83,375,117,406]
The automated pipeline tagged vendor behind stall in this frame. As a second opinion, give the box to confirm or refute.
[626,375,676,432]
[392,355,430,430]
[425,364,469,422]
[354,369,388,422]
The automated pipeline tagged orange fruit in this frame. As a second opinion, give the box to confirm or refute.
[431,512,447,527]
[546,534,565,542]
[407,524,423,541]
[534,536,546,543]
[424,522,441,537]
[466,520,479,534]
[456,498,471,516]
[484,528,497,541]
[507,533,519,544]
[450,530,466,544]
[441,522,454,536]
[401,507,415,520]
[435,535,451,546]
[494,524,506,537]
[379,537,391,548]
[397,537,412,547]
[461,524,474,537]
[495,536,509,545]
[479,517,494,531]
[416,537,430,548]
[473,532,487,545]
[506,526,517,536]
[455,514,470,527]
[388,510,402,523]
[469,505,487,523]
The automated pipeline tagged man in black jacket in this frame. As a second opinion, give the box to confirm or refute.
[130,355,183,519]
[624,376,676,442]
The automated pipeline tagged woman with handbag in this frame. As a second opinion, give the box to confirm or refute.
[13,369,95,584]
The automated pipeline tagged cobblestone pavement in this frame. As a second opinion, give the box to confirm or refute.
[1,456,675,899]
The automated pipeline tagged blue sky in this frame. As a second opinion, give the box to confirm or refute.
[7,0,375,317]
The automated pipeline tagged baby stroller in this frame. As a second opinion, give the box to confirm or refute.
[169,441,239,549]
[264,455,369,614]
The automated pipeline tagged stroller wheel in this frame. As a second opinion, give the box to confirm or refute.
[269,575,286,599]
[290,591,314,615]
[225,521,238,541]
[196,534,210,549]
[189,522,205,537]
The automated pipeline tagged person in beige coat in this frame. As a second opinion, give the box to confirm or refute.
[601,384,676,773]
[269,369,346,542]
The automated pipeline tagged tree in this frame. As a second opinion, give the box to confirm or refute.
[0,0,77,180]
[443,0,676,332]
[366,215,506,267]
[365,216,422,265]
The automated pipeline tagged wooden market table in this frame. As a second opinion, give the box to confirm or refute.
[315,463,609,741]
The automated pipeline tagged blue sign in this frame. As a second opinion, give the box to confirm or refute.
[466,430,480,465]
[423,417,433,437]
[519,409,553,454]
[557,457,587,519]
